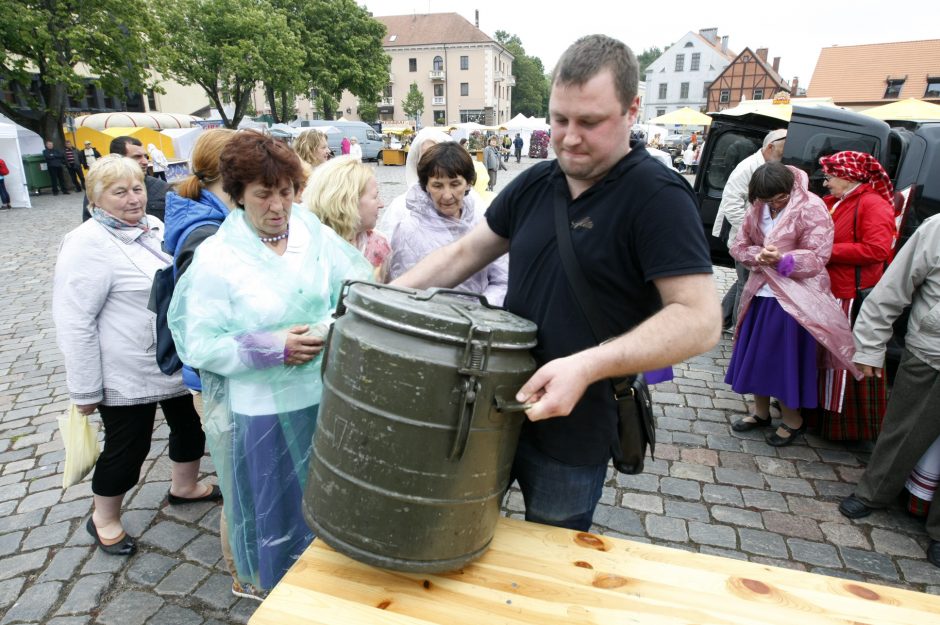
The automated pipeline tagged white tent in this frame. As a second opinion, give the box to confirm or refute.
[0,122,31,208]
[160,127,204,163]
[504,115,550,159]
[0,113,44,155]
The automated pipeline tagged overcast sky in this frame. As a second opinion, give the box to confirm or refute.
[362,0,936,90]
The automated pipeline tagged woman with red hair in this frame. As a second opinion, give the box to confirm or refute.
[812,150,897,441]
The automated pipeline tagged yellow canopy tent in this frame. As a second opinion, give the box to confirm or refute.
[100,127,175,158]
[861,98,940,121]
[648,107,712,126]
[69,127,113,158]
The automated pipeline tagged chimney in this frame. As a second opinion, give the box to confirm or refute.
[721,36,729,53]
[699,28,718,44]
[791,77,799,93]
[475,10,479,28]
[772,57,781,73]
[755,48,768,62]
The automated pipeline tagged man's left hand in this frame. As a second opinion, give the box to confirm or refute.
[515,355,592,421]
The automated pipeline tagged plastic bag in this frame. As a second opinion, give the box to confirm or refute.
[58,404,100,488]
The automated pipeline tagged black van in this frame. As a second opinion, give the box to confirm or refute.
[693,104,940,372]
[694,104,940,267]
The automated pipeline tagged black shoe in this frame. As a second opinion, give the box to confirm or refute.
[168,484,222,505]
[731,415,772,432]
[928,541,940,568]
[839,494,874,519]
[765,421,806,447]
[86,517,137,556]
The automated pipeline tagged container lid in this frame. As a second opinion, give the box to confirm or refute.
[341,283,537,349]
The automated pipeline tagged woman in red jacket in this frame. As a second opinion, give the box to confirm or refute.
[813,151,896,441]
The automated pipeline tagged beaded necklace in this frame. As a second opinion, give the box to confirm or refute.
[258,226,289,243]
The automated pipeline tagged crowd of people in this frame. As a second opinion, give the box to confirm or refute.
[47,34,939,611]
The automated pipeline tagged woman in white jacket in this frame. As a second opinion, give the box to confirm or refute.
[53,155,218,558]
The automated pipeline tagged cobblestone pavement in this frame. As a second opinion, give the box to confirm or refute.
[1,159,938,624]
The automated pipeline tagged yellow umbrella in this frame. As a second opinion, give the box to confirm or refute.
[861,98,940,121]
[648,107,712,126]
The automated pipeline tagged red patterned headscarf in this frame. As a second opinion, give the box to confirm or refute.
[819,151,894,205]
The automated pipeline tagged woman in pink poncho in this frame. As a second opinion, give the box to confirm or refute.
[725,163,861,446]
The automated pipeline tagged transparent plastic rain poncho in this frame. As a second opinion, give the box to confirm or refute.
[729,167,861,379]
[167,207,371,590]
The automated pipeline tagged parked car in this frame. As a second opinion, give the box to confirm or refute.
[694,102,940,372]
[662,134,692,164]
[302,120,384,161]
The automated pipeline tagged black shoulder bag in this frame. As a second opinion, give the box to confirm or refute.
[552,187,655,475]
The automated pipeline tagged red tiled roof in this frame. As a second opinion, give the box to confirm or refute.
[807,39,940,104]
[709,47,790,93]
[374,13,494,47]
[691,32,736,63]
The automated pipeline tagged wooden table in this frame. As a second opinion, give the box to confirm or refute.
[249,517,939,625]
[380,149,406,165]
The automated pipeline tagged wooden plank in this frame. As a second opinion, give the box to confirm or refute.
[250,517,940,625]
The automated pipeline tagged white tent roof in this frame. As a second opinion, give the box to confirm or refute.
[0,122,32,208]
[0,113,44,155]
[160,127,204,163]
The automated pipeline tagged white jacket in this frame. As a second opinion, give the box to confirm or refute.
[712,149,765,246]
[53,218,187,405]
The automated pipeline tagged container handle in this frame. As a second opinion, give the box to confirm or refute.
[449,378,478,461]
[412,287,497,309]
[334,280,418,318]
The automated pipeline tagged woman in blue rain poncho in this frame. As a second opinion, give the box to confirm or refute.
[168,132,370,599]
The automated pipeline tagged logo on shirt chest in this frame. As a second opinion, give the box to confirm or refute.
[570,216,594,230]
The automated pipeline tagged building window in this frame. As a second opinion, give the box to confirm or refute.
[691,53,700,71]
[433,56,443,72]
[884,79,904,99]
[383,84,392,98]
[675,54,685,72]
[680,82,689,99]
[434,84,444,97]
[147,89,157,111]
[409,58,417,72]
[719,90,730,103]
[656,108,666,117]
[460,82,469,96]
[460,109,484,123]
[703,81,711,98]
[658,83,667,99]
[752,88,764,100]
[925,77,940,98]
[460,56,469,70]
[433,110,446,125]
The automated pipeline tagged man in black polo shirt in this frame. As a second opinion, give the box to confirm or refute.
[394,34,720,531]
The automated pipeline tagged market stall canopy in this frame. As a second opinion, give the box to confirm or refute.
[76,112,199,130]
[648,107,713,126]
[861,98,940,121]
[161,127,204,162]
[0,122,32,208]
[100,127,175,158]
[711,97,837,122]
[0,113,43,155]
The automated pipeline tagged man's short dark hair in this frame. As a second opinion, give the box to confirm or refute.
[109,136,142,156]
[417,142,476,190]
[552,34,638,113]
[749,162,794,203]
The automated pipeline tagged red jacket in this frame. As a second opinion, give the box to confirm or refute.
[823,183,896,299]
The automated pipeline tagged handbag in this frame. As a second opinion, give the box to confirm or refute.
[553,185,656,474]
[58,405,101,488]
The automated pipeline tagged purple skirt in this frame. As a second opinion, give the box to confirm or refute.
[725,296,818,410]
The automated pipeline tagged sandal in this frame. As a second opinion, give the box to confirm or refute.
[232,580,268,602]
[168,484,223,505]
[731,414,772,432]
[765,421,806,447]
[86,517,137,556]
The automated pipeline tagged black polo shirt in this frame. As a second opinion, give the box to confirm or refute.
[486,145,712,465]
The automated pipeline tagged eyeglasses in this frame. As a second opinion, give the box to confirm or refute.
[759,193,790,207]
[823,174,832,181]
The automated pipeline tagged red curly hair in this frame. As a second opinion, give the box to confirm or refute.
[219,131,304,206]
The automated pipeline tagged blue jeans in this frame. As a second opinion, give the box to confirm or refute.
[510,436,607,531]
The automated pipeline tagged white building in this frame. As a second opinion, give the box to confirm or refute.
[642,28,735,122]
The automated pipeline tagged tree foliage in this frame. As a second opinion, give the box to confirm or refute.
[267,0,388,121]
[0,0,160,145]
[402,82,424,125]
[637,46,665,75]
[156,0,302,129]
[357,101,378,124]
[494,31,549,118]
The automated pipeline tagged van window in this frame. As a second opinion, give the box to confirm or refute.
[366,130,380,141]
[782,124,880,198]
[704,132,762,197]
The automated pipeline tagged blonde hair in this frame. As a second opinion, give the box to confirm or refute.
[176,129,236,199]
[302,155,373,241]
[86,155,144,207]
[294,130,330,168]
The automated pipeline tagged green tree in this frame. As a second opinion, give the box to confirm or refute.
[357,101,378,124]
[401,82,424,128]
[494,31,549,117]
[156,0,302,129]
[268,0,388,121]
[0,0,160,146]
[637,46,665,75]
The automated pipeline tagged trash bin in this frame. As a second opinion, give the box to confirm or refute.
[22,155,52,195]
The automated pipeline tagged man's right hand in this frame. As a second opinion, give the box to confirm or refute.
[284,325,324,366]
